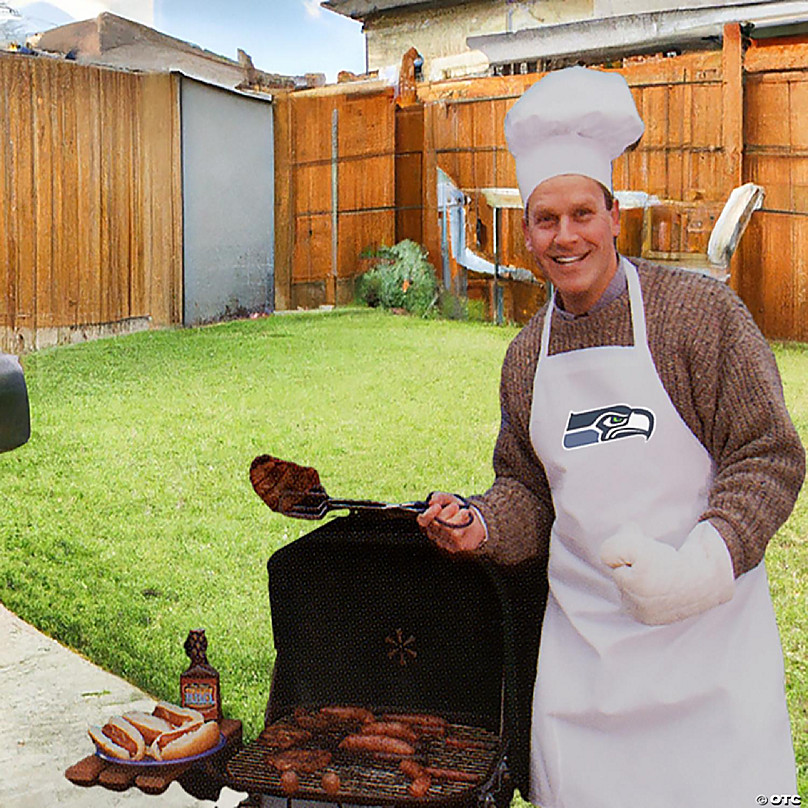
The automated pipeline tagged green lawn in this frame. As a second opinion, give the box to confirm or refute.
[1,310,806,795]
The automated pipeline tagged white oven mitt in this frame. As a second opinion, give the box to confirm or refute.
[599,521,735,625]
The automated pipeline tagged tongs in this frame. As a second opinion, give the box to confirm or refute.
[249,454,473,527]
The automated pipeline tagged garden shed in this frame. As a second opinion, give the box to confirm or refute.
[179,76,274,326]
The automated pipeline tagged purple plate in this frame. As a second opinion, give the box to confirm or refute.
[95,733,226,766]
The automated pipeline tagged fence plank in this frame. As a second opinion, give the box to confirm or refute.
[10,59,36,339]
[0,57,12,331]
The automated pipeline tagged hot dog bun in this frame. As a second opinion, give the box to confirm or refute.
[89,725,135,760]
[121,711,174,744]
[152,701,204,728]
[149,720,221,761]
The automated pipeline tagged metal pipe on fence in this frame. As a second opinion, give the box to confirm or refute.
[331,107,339,305]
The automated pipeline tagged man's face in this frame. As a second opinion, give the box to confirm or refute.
[522,174,621,316]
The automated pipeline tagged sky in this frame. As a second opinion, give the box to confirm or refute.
[11,0,367,81]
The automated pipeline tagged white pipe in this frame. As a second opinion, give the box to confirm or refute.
[437,168,537,284]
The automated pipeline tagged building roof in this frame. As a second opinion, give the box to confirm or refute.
[321,0,458,21]
[468,0,808,66]
[31,12,319,94]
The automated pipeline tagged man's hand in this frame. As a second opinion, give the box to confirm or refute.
[600,521,735,625]
[417,492,487,553]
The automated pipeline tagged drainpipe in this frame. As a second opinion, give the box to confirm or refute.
[330,107,339,306]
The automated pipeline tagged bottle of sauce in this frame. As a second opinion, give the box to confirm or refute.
[180,629,222,721]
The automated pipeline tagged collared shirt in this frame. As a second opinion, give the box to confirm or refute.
[554,258,627,320]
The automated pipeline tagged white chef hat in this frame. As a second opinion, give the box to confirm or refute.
[504,66,645,202]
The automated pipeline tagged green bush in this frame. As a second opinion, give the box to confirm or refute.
[437,288,468,321]
[355,240,438,316]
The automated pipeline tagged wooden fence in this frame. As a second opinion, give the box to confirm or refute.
[275,24,808,341]
[6,28,808,346]
[0,55,182,353]
[740,36,808,341]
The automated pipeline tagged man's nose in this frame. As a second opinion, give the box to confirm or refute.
[554,216,578,245]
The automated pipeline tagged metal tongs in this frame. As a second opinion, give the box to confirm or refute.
[249,454,473,527]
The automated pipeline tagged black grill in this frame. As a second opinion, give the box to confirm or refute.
[224,512,546,805]
[226,712,501,804]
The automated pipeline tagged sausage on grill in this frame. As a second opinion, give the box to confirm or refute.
[425,766,481,783]
[409,774,432,797]
[361,721,419,743]
[382,713,448,735]
[400,759,426,780]
[338,734,415,756]
[319,705,375,724]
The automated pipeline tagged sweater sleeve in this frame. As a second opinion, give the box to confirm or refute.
[682,281,805,577]
[468,323,555,566]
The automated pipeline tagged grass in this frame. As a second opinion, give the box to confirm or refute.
[0,309,514,741]
[1,310,806,796]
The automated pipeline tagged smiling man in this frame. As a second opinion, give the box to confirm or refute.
[522,174,620,315]
[418,67,804,807]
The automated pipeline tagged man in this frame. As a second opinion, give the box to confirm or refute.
[418,66,804,807]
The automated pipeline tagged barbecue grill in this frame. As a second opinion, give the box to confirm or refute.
[225,511,546,806]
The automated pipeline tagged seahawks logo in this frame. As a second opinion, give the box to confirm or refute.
[563,404,655,449]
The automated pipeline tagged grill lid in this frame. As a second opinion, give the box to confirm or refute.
[266,514,509,730]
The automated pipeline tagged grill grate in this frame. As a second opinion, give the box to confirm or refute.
[226,714,501,804]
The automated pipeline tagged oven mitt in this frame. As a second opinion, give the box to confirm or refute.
[599,521,735,625]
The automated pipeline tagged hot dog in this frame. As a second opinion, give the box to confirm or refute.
[338,734,415,756]
[148,720,221,761]
[88,725,140,761]
[152,701,204,728]
[121,711,174,745]
[99,716,146,760]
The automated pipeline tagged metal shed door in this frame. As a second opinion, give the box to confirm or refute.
[181,77,274,325]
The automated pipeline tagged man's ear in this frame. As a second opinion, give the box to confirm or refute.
[610,198,621,239]
[522,214,533,255]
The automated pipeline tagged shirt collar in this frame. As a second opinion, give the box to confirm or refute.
[554,258,627,320]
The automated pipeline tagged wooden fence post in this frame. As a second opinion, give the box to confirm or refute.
[722,22,744,188]
[273,92,294,311]
[722,22,745,288]
[421,103,442,284]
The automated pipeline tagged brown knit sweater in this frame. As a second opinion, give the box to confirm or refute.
[469,259,805,577]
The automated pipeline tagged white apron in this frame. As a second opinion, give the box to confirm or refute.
[528,259,796,808]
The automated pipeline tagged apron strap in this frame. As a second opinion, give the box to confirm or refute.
[622,257,649,353]
[539,290,555,361]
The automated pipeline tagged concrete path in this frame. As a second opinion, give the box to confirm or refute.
[1,603,248,807]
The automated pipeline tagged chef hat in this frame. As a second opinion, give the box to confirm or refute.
[504,66,645,202]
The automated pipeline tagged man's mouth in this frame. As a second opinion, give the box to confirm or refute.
[551,254,587,265]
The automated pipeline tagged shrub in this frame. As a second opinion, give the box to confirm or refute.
[355,241,438,316]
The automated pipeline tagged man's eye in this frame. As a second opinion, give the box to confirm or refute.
[574,209,594,219]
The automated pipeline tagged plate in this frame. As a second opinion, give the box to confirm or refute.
[95,733,227,767]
